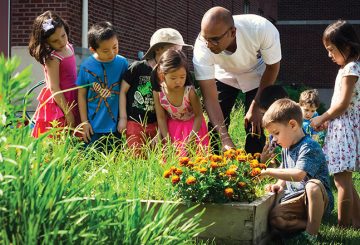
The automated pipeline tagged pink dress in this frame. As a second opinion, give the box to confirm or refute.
[32,43,80,137]
[159,85,209,155]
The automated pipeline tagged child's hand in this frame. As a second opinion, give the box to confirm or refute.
[117,118,127,133]
[264,184,284,193]
[81,121,93,143]
[310,115,326,131]
[260,142,275,163]
[65,112,75,128]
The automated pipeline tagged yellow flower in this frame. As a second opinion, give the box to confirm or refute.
[210,161,219,169]
[224,188,234,198]
[210,154,223,162]
[174,168,183,175]
[250,167,261,177]
[238,182,246,188]
[226,168,237,177]
[179,157,190,166]
[199,167,207,174]
[163,170,172,178]
[253,152,261,159]
[171,175,180,184]
[236,154,247,162]
[236,149,246,155]
[250,159,259,168]
[186,176,196,185]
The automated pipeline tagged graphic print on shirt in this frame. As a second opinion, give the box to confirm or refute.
[85,63,120,122]
[132,76,154,112]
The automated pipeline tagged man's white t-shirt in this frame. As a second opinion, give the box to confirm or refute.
[193,14,282,92]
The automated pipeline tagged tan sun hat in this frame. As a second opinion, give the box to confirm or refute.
[143,28,193,60]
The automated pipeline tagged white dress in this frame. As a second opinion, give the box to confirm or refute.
[323,61,360,174]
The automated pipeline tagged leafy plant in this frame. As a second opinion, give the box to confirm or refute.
[163,149,268,203]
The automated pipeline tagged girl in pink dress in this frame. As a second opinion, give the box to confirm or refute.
[29,11,80,137]
[152,49,209,156]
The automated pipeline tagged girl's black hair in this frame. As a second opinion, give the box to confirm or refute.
[323,20,360,63]
[28,11,70,65]
[151,49,193,92]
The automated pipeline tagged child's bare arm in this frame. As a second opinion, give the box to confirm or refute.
[78,87,93,143]
[261,167,307,182]
[118,80,130,133]
[153,91,168,140]
[311,75,356,129]
[189,87,202,135]
[46,58,75,126]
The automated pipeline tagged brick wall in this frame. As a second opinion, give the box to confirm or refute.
[277,0,360,88]
[11,0,277,61]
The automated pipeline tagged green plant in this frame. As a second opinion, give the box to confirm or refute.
[163,149,270,203]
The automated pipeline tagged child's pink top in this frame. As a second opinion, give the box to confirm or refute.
[34,43,79,122]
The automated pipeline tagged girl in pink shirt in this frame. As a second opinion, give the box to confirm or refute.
[29,11,80,137]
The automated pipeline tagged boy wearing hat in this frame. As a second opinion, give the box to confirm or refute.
[118,28,192,156]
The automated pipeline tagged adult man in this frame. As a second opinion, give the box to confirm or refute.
[193,6,281,153]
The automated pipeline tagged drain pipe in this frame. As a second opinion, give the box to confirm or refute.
[82,0,88,48]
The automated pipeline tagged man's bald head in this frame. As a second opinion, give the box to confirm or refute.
[201,6,234,29]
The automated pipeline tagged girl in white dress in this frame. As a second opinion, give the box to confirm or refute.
[311,20,360,228]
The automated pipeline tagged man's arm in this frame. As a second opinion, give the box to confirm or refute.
[198,79,235,150]
[245,62,280,134]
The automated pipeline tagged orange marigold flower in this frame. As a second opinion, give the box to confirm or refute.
[224,187,234,198]
[195,156,205,163]
[187,161,195,168]
[236,154,247,162]
[199,167,207,174]
[171,175,180,184]
[247,153,254,160]
[170,166,177,173]
[259,163,267,169]
[210,154,223,162]
[174,168,183,175]
[179,157,190,166]
[250,159,259,168]
[163,170,172,178]
[210,161,219,169]
[238,182,246,188]
[229,164,238,170]
[250,167,261,177]
[236,149,246,155]
[226,168,237,177]
[253,153,261,159]
[186,176,196,185]
[224,149,236,159]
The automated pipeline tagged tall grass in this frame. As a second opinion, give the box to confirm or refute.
[0,56,205,244]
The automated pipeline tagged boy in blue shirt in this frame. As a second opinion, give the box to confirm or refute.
[77,21,128,147]
[261,98,334,242]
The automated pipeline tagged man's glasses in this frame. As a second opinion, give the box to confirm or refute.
[199,27,233,46]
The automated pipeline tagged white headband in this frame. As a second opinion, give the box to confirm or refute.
[42,19,54,32]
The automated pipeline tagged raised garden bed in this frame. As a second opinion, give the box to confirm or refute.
[142,192,278,244]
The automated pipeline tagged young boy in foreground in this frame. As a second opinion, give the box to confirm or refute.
[260,98,334,241]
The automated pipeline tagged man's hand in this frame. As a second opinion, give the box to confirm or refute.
[244,100,263,136]
[260,142,275,163]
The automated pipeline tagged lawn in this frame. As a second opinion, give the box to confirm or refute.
[1,56,359,244]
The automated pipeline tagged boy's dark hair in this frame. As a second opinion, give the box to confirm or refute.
[151,49,193,92]
[262,98,303,128]
[88,21,117,50]
[323,20,360,63]
[28,11,70,65]
[299,89,320,108]
[258,85,289,110]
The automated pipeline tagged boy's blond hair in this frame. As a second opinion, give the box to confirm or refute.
[262,98,303,128]
[299,89,320,108]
